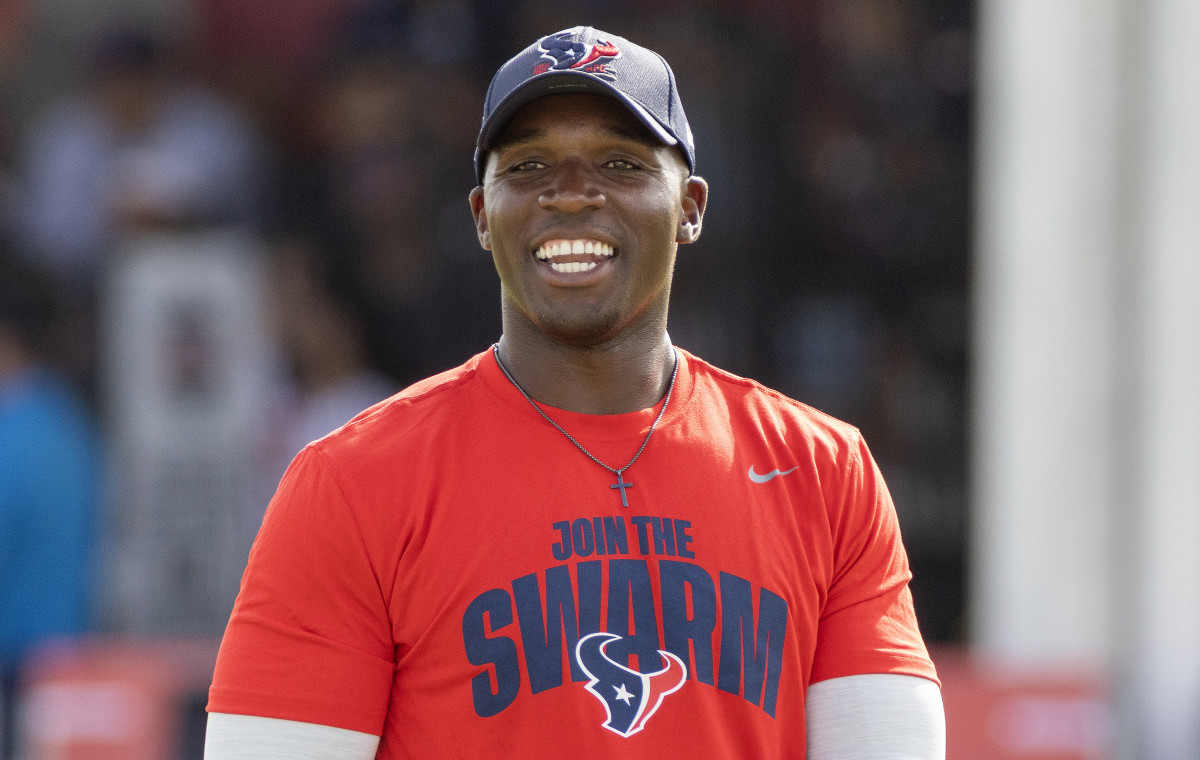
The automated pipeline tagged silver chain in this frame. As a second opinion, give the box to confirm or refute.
[491,343,679,478]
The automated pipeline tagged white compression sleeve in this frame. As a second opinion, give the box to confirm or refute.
[204,712,380,760]
[806,673,945,760]
[205,675,942,759]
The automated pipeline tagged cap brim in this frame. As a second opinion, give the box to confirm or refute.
[477,70,678,158]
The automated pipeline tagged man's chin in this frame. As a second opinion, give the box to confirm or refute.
[531,312,623,349]
[501,293,649,349]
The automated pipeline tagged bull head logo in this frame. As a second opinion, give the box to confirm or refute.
[535,32,622,80]
[575,632,687,737]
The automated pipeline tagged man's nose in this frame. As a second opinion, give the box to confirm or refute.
[539,161,606,213]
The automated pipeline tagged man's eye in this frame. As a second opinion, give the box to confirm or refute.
[605,159,640,170]
[509,160,546,172]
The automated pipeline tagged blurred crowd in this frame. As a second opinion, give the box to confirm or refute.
[0,0,973,731]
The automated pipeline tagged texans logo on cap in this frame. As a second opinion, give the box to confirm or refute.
[533,31,621,81]
[575,632,688,737]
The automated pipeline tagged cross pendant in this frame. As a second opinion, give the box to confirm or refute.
[610,472,633,507]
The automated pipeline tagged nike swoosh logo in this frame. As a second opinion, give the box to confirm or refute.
[748,466,798,483]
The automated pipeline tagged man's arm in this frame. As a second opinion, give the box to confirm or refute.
[806,674,945,760]
[204,713,379,760]
[206,674,943,760]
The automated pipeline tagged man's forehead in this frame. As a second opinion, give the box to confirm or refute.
[491,92,663,150]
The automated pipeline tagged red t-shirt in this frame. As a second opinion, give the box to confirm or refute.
[209,348,936,758]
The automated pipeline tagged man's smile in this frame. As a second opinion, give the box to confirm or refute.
[534,238,617,275]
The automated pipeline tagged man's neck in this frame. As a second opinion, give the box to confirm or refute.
[495,327,676,415]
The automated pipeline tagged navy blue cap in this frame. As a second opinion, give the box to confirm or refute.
[474,26,695,183]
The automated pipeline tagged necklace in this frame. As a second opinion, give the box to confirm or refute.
[492,343,679,508]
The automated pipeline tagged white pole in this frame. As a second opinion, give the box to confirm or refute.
[1123,1,1200,755]
[975,0,1200,755]
[972,0,1122,662]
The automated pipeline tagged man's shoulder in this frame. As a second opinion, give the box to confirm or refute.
[311,351,490,454]
[683,349,863,443]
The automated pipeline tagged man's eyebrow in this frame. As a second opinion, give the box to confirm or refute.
[491,128,545,152]
[607,125,663,150]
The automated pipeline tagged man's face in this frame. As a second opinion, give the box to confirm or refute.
[470,93,706,348]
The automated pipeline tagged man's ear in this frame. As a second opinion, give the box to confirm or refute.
[676,175,708,245]
[469,186,491,250]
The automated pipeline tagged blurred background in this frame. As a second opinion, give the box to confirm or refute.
[0,0,1195,758]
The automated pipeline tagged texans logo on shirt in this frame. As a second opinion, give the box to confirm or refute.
[461,515,790,728]
[533,32,621,80]
[576,632,687,737]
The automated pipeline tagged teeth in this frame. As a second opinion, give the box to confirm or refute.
[535,240,615,260]
[550,261,599,274]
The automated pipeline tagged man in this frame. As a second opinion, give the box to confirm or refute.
[0,256,99,759]
[206,27,944,759]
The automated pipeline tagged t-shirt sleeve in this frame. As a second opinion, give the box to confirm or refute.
[809,433,939,686]
[208,446,395,734]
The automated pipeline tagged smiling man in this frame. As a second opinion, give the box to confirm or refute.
[205,27,945,759]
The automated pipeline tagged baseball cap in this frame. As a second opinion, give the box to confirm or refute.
[474,26,695,183]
